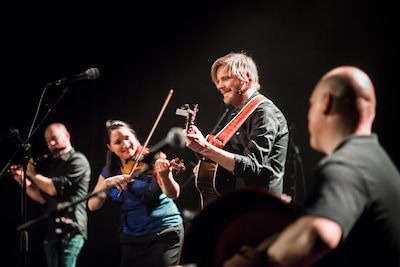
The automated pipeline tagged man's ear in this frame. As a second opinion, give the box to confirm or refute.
[239,81,249,93]
[322,93,334,115]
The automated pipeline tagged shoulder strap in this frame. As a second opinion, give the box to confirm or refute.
[207,95,269,147]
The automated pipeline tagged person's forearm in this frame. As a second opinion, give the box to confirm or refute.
[88,178,107,211]
[88,192,107,211]
[199,143,236,172]
[158,172,180,199]
[267,216,338,267]
[26,184,46,204]
[30,174,57,196]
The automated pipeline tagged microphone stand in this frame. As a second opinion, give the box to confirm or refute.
[288,124,307,204]
[0,85,70,178]
[210,106,230,135]
[20,164,29,267]
[17,188,108,232]
[0,84,70,267]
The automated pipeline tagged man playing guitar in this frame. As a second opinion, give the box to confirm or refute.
[185,52,289,208]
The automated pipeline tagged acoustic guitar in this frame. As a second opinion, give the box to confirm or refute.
[176,103,236,208]
[195,142,237,208]
[195,95,269,208]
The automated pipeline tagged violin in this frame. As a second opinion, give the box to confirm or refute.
[122,153,186,179]
[7,150,51,173]
[33,151,52,163]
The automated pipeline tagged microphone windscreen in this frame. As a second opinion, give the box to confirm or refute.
[167,127,186,149]
[85,68,100,79]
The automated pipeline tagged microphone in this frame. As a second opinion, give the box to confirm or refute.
[48,67,100,86]
[210,107,230,134]
[139,127,186,164]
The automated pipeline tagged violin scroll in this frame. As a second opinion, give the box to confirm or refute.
[170,157,186,174]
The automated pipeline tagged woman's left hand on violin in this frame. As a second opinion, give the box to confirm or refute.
[184,125,208,154]
[154,157,184,199]
[154,158,172,178]
[154,157,186,178]
[170,157,186,173]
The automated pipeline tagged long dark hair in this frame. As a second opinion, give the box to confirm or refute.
[104,119,139,177]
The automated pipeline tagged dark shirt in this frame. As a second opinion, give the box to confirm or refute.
[214,92,289,194]
[101,167,183,236]
[43,148,91,240]
[305,134,400,267]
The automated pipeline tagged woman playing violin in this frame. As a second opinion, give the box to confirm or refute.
[88,119,184,267]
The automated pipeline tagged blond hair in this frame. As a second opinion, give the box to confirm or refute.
[210,52,260,91]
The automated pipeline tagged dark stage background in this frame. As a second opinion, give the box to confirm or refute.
[0,2,398,266]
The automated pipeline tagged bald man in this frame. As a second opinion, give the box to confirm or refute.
[11,123,91,267]
[224,66,400,267]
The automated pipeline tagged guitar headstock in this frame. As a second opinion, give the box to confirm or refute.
[175,104,199,131]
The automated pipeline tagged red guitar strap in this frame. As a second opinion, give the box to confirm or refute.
[207,94,269,147]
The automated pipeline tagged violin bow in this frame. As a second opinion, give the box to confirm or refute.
[129,89,174,177]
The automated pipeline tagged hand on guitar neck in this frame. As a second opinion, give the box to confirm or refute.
[176,103,204,154]
[185,125,210,155]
